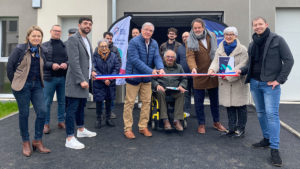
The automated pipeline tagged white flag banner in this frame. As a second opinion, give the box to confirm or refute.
[109,16,132,85]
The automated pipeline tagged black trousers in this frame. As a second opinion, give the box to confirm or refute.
[226,105,247,132]
[96,100,111,121]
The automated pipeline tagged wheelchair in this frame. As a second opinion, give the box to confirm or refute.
[150,90,188,130]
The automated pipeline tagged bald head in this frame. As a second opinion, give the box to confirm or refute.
[182,32,190,44]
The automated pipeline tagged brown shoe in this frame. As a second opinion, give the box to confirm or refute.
[43,124,50,134]
[197,124,206,134]
[174,121,183,131]
[213,122,228,132]
[124,130,136,139]
[22,141,32,157]
[32,140,51,154]
[58,122,66,129]
[139,128,152,137]
[164,120,172,130]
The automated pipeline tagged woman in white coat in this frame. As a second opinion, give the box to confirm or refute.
[208,26,249,137]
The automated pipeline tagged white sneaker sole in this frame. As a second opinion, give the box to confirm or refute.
[65,144,85,150]
[77,133,97,138]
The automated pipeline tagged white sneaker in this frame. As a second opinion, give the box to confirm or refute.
[77,128,97,138]
[184,112,190,117]
[65,136,85,149]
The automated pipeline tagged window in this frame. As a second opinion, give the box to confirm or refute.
[0,17,19,58]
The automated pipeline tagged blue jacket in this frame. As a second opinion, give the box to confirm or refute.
[176,43,191,74]
[125,35,164,85]
[92,52,120,102]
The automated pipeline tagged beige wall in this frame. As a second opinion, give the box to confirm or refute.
[37,0,108,48]
[0,0,37,43]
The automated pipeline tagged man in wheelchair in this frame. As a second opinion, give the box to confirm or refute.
[152,49,187,131]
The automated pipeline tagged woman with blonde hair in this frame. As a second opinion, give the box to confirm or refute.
[7,25,51,157]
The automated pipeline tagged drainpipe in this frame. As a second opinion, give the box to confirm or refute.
[112,0,117,23]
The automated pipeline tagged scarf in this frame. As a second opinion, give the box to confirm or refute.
[98,47,110,61]
[223,40,237,56]
[187,29,217,60]
[252,27,270,62]
[29,44,40,58]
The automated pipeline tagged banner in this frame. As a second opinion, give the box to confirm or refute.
[203,19,227,45]
[109,16,132,85]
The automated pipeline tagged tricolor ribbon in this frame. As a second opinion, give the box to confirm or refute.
[96,72,238,80]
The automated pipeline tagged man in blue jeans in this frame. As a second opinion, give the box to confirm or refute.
[237,17,294,167]
[42,25,68,134]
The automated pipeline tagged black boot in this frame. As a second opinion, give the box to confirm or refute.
[106,119,115,127]
[95,119,101,129]
[271,149,282,167]
[252,138,270,148]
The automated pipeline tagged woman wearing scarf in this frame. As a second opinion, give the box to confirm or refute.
[7,26,51,157]
[208,26,249,137]
[92,39,120,129]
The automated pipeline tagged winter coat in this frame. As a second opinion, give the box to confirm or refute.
[6,43,47,91]
[125,34,164,85]
[209,39,250,107]
[152,62,187,90]
[241,32,294,84]
[92,52,120,102]
[159,41,181,57]
[65,32,93,98]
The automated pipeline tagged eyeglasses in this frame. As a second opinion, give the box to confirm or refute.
[166,55,175,59]
[224,34,235,37]
[52,30,61,33]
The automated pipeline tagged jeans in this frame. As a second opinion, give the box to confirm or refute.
[65,97,87,137]
[250,78,281,149]
[96,100,111,120]
[194,87,219,125]
[226,105,247,132]
[184,78,193,113]
[43,77,66,124]
[12,79,46,142]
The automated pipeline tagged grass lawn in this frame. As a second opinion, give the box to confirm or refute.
[0,101,19,119]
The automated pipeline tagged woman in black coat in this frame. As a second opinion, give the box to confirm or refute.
[92,39,120,128]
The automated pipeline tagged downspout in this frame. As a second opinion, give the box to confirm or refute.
[112,0,117,23]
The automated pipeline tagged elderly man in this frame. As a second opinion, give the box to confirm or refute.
[186,18,227,134]
[123,22,165,139]
[152,49,187,131]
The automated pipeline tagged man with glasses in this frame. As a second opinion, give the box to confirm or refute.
[123,22,165,139]
[159,27,181,57]
[42,25,68,134]
[152,49,187,131]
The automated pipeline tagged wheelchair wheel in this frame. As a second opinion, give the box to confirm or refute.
[183,119,187,129]
[151,120,156,130]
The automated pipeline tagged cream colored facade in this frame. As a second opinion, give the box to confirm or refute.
[37,0,108,48]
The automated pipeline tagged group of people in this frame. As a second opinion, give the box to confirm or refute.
[6,16,294,167]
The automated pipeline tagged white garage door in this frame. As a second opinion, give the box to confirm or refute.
[276,9,300,101]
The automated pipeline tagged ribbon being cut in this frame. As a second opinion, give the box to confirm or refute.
[95,72,238,80]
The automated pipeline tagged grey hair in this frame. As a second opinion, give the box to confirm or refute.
[223,26,238,36]
[142,22,155,32]
[97,39,109,46]
[51,24,61,30]
[163,49,177,59]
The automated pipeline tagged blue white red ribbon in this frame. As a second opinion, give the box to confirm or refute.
[96,72,238,80]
